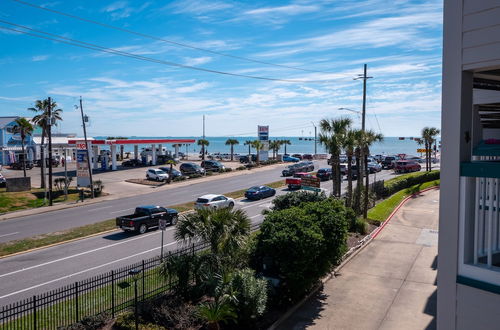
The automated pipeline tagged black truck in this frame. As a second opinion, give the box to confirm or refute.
[116,205,178,234]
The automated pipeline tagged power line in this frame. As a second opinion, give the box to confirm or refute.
[10,0,339,75]
[0,22,339,83]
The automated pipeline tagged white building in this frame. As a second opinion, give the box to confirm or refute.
[439,1,500,329]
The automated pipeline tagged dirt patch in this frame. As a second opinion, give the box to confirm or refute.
[346,223,379,249]
[125,178,168,186]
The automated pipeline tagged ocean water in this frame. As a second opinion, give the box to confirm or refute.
[95,136,437,157]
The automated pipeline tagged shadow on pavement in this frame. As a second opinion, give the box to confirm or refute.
[424,289,437,330]
[277,288,328,330]
[102,231,136,241]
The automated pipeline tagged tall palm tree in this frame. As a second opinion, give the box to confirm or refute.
[421,127,440,171]
[360,130,384,218]
[175,208,251,258]
[319,117,352,197]
[280,139,291,155]
[12,118,34,178]
[225,138,239,161]
[343,129,360,208]
[244,140,253,160]
[198,138,209,160]
[29,98,63,189]
[269,140,281,160]
[251,140,264,164]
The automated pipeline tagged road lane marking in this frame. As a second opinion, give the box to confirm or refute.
[0,241,179,300]
[0,227,175,279]
[241,200,270,209]
[0,232,19,238]
[110,208,134,214]
[250,215,260,219]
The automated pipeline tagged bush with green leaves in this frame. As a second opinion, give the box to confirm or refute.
[270,190,327,211]
[173,176,186,182]
[189,173,203,179]
[253,198,350,304]
[224,167,233,172]
[229,268,268,327]
[58,312,111,330]
[378,170,440,199]
[236,166,246,171]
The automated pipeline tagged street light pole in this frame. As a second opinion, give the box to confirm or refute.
[79,97,94,198]
[311,121,317,155]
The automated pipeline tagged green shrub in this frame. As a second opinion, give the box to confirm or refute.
[58,312,111,329]
[253,198,349,304]
[380,170,440,199]
[271,190,327,211]
[189,173,203,179]
[246,163,256,169]
[206,171,213,176]
[224,168,233,172]
[236,166,246,171]
[229,268,268,327]
[173,176,186,182]
[353,218,368,235]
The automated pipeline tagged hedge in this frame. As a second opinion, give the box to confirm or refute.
[373,170,440,199]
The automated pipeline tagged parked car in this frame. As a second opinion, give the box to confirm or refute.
[180,162,205,175]
[245,185,276,200]
[10,161,34,170]
[146,168,169,181]
[116,205,178,234]
[317,168,332,181]
[381,156,397,169]
[239,154,257,163]
[300,161,315,172]
[201,160,225,171]
[122,159,144,167]
[156,154,179,165]
[373,154,384,162]
[302,154,314,160]
[368,162,382,173]
[283,155,300,162]
[282,164,300,177]
[195,194,235,210]
[35,158,59,167]
[285,177,302,190]
[291,154,303,160]
[394,160,421,173]
[350,165,367,179]
[340,163,347,176]
[158,167,183,179]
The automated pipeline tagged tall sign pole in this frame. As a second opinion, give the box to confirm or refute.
[79,97,95,198]
[47,97,53,206]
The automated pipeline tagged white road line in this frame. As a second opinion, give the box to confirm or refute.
[0,232,19,238]
[241,200,269,209]
[88,205,113,212]
[110,208,134,214]
[0,227,175,279]
[250,215,260,219]
[0,240,179,300]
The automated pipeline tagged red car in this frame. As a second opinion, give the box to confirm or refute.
[286,173,317,190]
[393,160,421,173]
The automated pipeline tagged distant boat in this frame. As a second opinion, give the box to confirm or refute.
[299,137,303,140]
[399,137,405,140]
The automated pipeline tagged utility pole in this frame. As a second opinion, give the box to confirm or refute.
[48,97,53,206]
[354,64,372,131]
[202,115,205,139]
[63,148,68,200]
[311,121,317,155]
[80,97,95,198]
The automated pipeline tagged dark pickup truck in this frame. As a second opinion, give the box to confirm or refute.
[116,205,178,234]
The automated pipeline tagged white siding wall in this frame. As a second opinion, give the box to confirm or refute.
[456,284,500,330]
[463,1,500,70]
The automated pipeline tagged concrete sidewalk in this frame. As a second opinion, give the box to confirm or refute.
[278,188,439,330]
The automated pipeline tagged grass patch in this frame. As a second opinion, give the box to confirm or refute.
[0,188,80,214]
[0,180,286,258]
[367,179,440,223]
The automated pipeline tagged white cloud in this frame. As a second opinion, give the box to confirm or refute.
[32,55,50,62]
[169,0,233,15]
[244,4,319,16]
[183,56,212,66]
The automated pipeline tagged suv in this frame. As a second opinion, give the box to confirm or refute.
[291,154,303,160]
[299,161,314,172]
[282,164,301,177]
[180,162,205,175]
[317,168,332,181]
[201,160,225,171]
[239,154,257,163]
[11,161,34,170]
[381,156,397,169]
[146,168,168,181]
[394,160,421,173]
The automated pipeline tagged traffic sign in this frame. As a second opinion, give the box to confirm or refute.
[417,149,431,153]
[159,219,168,231]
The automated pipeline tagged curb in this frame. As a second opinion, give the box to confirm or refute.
[268,185,440,330]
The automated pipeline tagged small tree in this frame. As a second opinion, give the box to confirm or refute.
[280,139,291,155]
[198,139,209,160]
[225,139,239,161]
[250,140,264,164]
[269,140,281,160]
[12,118,34,177]
[244,140,252,160]
[421,127,440,171]
[229,268,268,327]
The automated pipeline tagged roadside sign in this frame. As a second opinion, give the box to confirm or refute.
[301,176,320,188]
[302,186,321,192]
[417,149,431,153]
[258,125,269,141]
[76,143,87,150]
[398,153,406,160]
[159,219,167,231]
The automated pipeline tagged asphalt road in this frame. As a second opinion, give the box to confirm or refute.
[0,166,401,305]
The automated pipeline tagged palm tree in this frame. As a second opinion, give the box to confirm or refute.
[166,159,176,183]
[269,140,281,160]
[280,139,291,155]
[343,129,360,208]
[225,138,239,161]
[421,127,440,171]
[360,130,384,218]
[198,138,209,160]
[251,140,264,164]
[244,140,253,160]
[198,297,237,330]
[319,117,352,197]
[175,207,251,258]
[29,98,63,189]
[12,118,34,177]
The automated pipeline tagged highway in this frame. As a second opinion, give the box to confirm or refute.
[0,165,401,305]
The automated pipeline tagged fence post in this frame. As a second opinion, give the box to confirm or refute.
[168,251,172,289]
[142,260,145,301]
[32,295,37,330]
[111,270,115,318]
[74,282,79,323]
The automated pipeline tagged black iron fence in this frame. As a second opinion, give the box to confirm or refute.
[0,241,209,330]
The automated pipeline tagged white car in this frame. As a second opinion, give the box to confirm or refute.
[195,194,235,210]
[146,168,169,181]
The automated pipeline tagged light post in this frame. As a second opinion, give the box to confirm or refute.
[129,269,141,330]
[311,121,317,156]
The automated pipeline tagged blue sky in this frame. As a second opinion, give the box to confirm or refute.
[0,0,443,137]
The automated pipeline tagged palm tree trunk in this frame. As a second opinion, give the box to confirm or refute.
[331,154,337,197]
[40,129,46,188]
[201,145,205,160]
[21,137,27,177]
[336,155,341,197]
[347,153,353,207]
[284,144,287,155]
[363,152,369,219]
[425,142,429,171]
[356,150,363,214]
[230,145,234,161]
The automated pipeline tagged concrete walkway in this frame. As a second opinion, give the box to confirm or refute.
[278,188,439,330]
